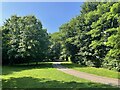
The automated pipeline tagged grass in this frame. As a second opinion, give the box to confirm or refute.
[1,62,117,88]
[61,62,120,79]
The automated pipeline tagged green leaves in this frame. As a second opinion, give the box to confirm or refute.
[2,2,120,71]
[2,15,49,65]
[54,2,120,70]
[87,29,100,38]
[110,2,120,14]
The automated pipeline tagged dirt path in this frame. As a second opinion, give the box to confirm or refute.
[52,62,120,87]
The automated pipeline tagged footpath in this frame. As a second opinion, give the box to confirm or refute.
[52,62,120,87]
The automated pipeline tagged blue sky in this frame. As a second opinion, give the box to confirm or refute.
[2,2,83,33]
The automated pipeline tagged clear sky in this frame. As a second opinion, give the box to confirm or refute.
[2,2,83,33]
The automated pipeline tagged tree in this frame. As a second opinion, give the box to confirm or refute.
[2,15,49,65]
[55,2,120,71]
[49,32,62,61]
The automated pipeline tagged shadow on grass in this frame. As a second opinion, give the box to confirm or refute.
[2,77,116,89]
[2,63,53,75]
[61,63,86,68]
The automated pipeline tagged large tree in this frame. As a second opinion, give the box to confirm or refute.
[2,15,49,65]
[56,2,120,71]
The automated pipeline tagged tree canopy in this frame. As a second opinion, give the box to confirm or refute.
[1,15,49,65]
[50,2,120,71]
[1,2,120,71]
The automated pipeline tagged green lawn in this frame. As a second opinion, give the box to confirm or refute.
[1,62,116,88]
[61,62,120,79]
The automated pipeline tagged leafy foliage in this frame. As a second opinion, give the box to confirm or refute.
[50,2,120,71]
[1,2,120,71]
[2,15,49,65]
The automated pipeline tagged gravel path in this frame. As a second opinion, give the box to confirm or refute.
[52,62,120,87]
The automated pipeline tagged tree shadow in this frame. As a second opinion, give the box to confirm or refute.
[2,63,53,75]
[2,77,116,89]
[61,63,86,68]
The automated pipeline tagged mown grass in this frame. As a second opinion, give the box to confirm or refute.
[61,62,120,79]
[1,62,117,88]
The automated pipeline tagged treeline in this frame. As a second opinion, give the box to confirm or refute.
[1,15,49,65]
[49,2,120,71]
[1,2,120,71]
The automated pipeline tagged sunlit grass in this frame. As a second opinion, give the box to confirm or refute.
[1,63,116,88]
